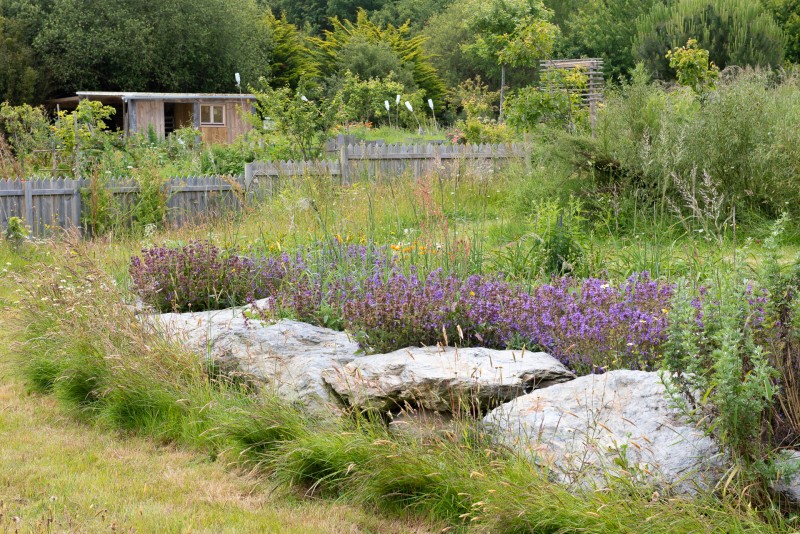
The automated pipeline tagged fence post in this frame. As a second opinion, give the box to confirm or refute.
[72,179,82,231]
[23,180,33,231]
[339,144,349,185]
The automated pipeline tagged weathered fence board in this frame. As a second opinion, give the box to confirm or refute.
[246,142,527,187]
[0,175,243,237]
[1,141,528,237]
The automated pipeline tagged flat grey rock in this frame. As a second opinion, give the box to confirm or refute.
[483,370,723,495]
[150,305,359,411]
[322,345,574,413]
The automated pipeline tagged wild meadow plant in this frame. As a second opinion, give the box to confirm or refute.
[130,241,673,373]
[129,241,290,312]
[17,245,786,532]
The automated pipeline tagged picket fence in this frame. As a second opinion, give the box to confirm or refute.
[245,142,527,186]
[1,142,528,237]
[0,175,242,237]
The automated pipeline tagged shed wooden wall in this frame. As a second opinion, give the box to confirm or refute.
[226,101,252,141]
[128,99,252,144]
[199,101,252,144]
[133,100,165,138]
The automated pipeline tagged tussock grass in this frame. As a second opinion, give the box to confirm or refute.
[0,247,434,533]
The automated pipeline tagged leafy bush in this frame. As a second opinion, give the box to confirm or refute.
[452,116,514,144]
[333,71,411,126]
[3,216,27,248]
[589,67,800,218]
[505,67,589,132]
[251,81,344,160]
[667,39,720,98]
[663,276,775,462]
[494,196,588,278]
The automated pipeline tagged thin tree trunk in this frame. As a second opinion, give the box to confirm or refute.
[499,64,506,122]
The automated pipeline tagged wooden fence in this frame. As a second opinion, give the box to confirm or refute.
[0,175,242,237]
[1,142,528,237]
[245,142,527,187]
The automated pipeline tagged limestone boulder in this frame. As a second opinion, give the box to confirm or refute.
[322,345,574,413]
[483,370,723,495]
[150,306,360,411]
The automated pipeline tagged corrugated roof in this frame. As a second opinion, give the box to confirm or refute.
[76,91,256,100]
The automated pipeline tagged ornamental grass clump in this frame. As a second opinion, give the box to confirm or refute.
[129,241,291,312]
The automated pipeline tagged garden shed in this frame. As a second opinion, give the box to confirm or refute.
[48,92,256,144]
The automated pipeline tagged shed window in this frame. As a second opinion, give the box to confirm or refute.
[200,104,225,125]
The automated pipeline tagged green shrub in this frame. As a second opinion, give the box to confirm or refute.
[590,67,800,219]
[3,216,27,248]
[634,0,785,79]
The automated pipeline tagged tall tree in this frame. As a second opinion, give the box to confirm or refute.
[634,0,785,79]
[310,10,446,106]
[462,0,559,118]
[0,16,39,103]
[562,0,663,80]
[31,0,273,96]
[263,11,317,89]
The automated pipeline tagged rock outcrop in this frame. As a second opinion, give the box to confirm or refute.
[322,345,574,413]
[151,306,360,411]
[483,370,723,494]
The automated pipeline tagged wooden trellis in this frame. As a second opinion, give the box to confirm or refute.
[540,58,605,132]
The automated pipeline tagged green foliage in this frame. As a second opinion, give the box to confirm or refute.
[252,81,344,160]
[757,214,800,444]
[3,216,27,249]
[25,0,271,96]
[131,167,169,230]
[589,68,800,218]
[369,0,452,32]
[462,0,559,68]
[492,196,587,278]
[423,0,497,88]
[0,15,39,104]
[449,79,514,142]
[263,11,317,89]
[634,0,786,79]
[0,102,49,173]
[555,0,660,80]
[505,67,589,132]
[310,10,446,108]
[667,38,720,96]
[80,174,116,236]
[663,276,776,463]
[334,37,418,90]
[52,99,117,156]
[453,77,499,120]
[762,0,800,63]
[452,117,514,144]
[335,71,410,125]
